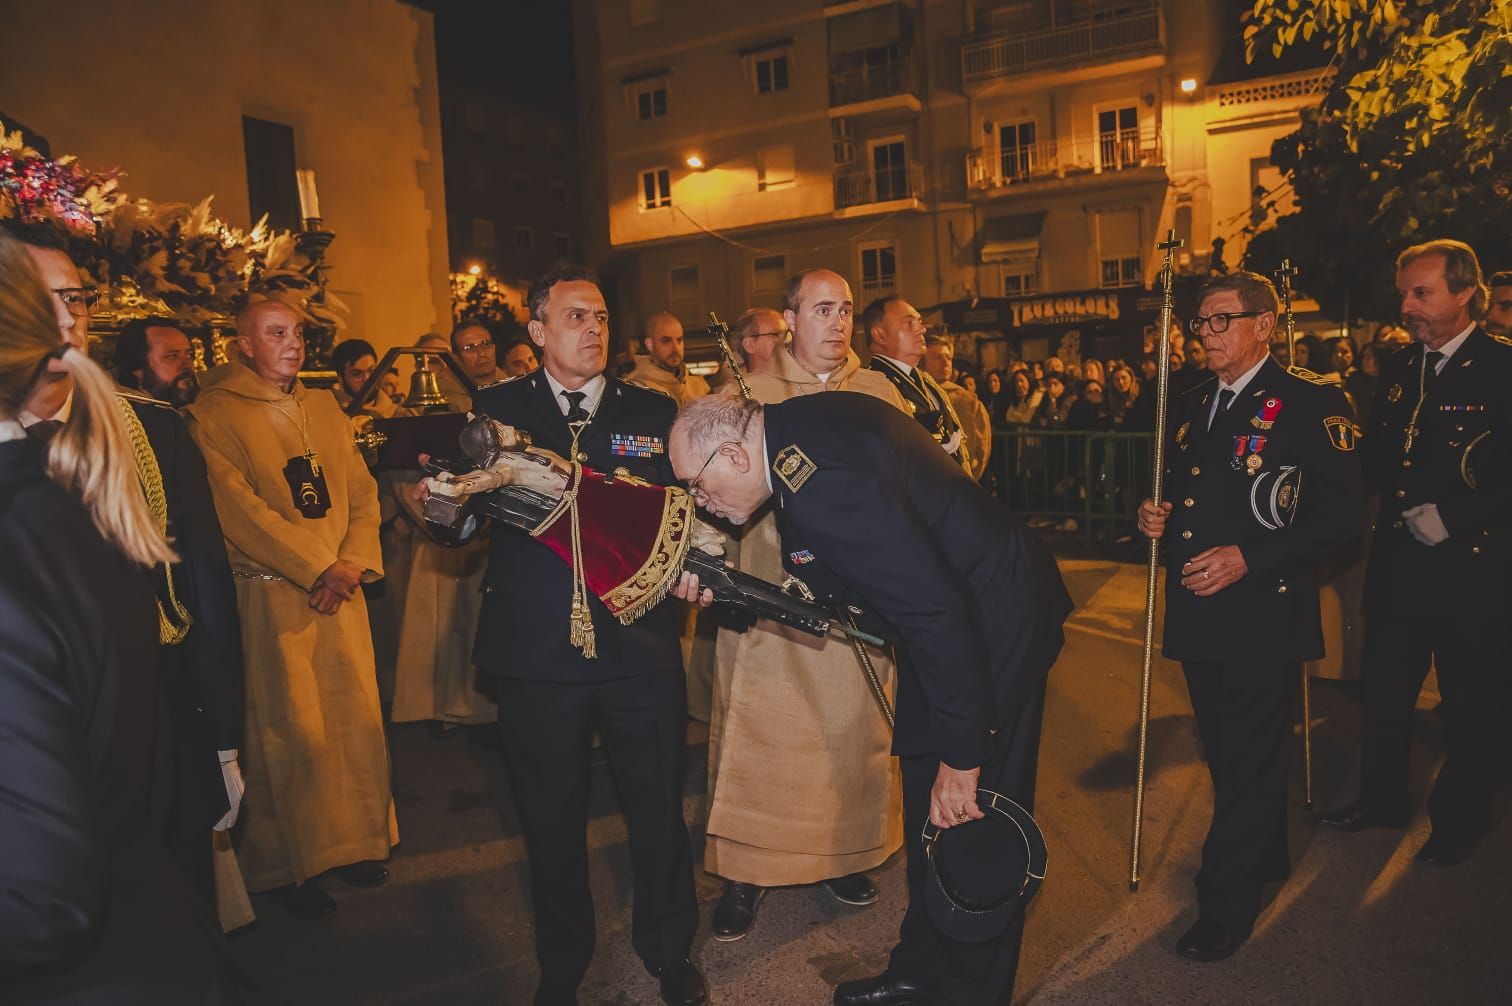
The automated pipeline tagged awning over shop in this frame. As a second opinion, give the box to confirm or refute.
[979,211,1046,264]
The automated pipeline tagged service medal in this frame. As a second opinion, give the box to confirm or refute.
[1251,396,1282,431]
[1246,453,1263,474]
[1387,384,1403,403]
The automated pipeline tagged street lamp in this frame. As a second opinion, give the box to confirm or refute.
[686,154,705,169]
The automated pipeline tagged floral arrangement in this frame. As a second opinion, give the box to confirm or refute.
[1,127,342,329]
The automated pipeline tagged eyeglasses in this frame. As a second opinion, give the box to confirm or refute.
[749,329,787,340]
[1188,311,1264,336]
[52,287,99,317]
[683,410,756,502]
[458,338,495,354]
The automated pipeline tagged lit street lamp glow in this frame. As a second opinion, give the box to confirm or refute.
[686,154,705,169]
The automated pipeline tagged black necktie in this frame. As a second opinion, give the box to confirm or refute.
[561,390,589,424]
[1208,388,1235,432]
[1423,350,1444,390]
[25,419,62,444]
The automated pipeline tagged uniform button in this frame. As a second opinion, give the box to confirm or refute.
[1392,520,1403,529]
[1190,466,1201,476]
[1472,546,1482,555]
[1402,459,1413,468]
[1184,497,1195,508]
[1394,489,1406,498]
[1181,530,1193,540]
[1277,585,1288,594]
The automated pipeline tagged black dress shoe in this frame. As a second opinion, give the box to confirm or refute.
[653,958,707,1006]
[823,871,880,906]
[1319,802,1408,832]
[1415,832,1480,867]
[1175,918,1246,962]
[276,879,337,920]
[833,973,930,1005]
[712,881,765,941]
[329,860,390,887]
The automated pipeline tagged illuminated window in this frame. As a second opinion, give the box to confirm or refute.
[639,168,671,210]
[859,241,897,298]
[755,54,790,94]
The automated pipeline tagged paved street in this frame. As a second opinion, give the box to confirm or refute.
[227,558,1509,1005]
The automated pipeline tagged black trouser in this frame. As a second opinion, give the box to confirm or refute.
[496,669,698,994]
[887,684,1046,1006]
[1360,606,1509,843]
[1181,658,1292,934]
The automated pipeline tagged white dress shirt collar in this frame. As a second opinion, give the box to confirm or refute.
[875,354,915,377]
[18,388,73,428]
[1430,323,1476,371]
[542,367,607,417]
[0,419,26,443]
[1209,354,1269,425]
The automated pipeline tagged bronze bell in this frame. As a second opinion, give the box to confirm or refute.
[404,355,448,409]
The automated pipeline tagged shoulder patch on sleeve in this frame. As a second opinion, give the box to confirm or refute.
[773,444,818,493]
[1323,415,1358,451]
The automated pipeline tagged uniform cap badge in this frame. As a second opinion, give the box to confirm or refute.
[774,444,818,492]
[1387,384,1403,403]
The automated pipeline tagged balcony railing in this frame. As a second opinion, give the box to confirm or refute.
[829,49,917,107]
[835,161,924,209]
[966,131,1163,191]
[961,2,1163,84]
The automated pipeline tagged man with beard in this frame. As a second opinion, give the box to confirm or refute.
[1322,240,1512,866]
[114,316,201,406]
[627,310,709,407]
[1486,271,1512,339]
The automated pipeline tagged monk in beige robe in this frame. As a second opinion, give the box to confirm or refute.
[705,270,907,940]
[626,311,710,407]
[187,301,396,917]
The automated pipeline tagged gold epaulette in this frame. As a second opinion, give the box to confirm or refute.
[1489,332,1512,348]
[474,374,525,392]
[115,387,176,409]
[1286,366,1339,386]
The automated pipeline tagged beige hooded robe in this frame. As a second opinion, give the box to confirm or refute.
[188,363,397,891]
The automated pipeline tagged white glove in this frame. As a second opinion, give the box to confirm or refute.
[214,750,245,832]
[1403,502,1449,546]
[942,429,963,455]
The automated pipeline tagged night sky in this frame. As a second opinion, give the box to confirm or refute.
[412,0,577,98]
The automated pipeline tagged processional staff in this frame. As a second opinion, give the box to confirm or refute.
[1129,228,1182,892]
[1273,258,1315,811]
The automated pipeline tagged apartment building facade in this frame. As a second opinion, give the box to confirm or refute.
[573,0,1323,368]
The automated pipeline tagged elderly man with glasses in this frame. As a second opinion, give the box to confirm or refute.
[1137,270,1364,962]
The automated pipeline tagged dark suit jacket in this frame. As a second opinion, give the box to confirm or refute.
[125,395,243,833]
[762,392,1072,770]
[0,438,234,1003]
[1363,329,1512,615]
[1159,358,1365,663]
[468,373,683,682]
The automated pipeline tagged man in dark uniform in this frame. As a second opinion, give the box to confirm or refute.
[1138,270,1364,961]
[11,226,243,903]
[1322,240,1512,865]
[668,391,1072,1006]
[458,265,704,1006]
[862,294,971,474]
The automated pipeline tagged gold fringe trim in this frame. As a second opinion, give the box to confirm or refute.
[116,397,193,645]
[603,487,695,625]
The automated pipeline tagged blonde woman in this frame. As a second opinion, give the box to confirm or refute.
[0,232,235,1003]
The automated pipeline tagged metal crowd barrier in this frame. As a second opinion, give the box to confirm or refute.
[988,429,1156,550]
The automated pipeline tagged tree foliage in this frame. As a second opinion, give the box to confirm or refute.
[1240,0,1511,321]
